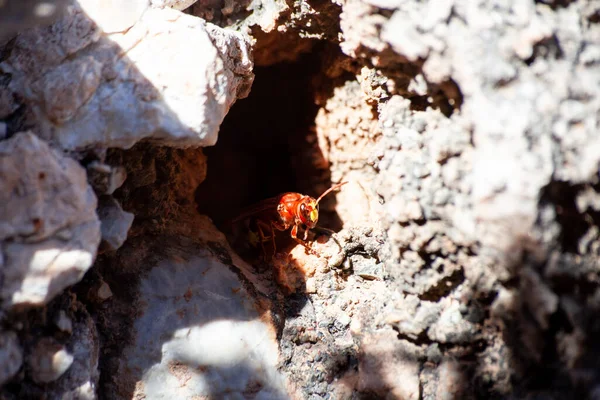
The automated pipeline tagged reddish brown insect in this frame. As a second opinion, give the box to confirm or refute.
[232,182,348,258]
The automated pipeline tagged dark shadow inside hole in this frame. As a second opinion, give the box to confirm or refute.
[195,49,340,231]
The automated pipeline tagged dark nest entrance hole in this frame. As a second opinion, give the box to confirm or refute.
[195,49,343,235]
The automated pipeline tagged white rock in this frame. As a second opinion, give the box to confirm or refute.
[28,56,103,124]
[2,4,253,151]
[427,298,476,344]
[112,248,288,398]
[28,338,74,383]
[51,303,100,398]
[87,161,127,195]
[3,233,98,307]
[97,196,134,252]
[382,11,429,61]
[0,132,100,309]
[78,0,149,33]
[55,310,73,334]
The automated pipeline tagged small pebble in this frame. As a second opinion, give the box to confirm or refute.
[28,338,73,383]
[54,311,72,334]
[335,312,351,330]
[97,282,113,301]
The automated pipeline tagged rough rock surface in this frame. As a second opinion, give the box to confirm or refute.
[152,0,198,11]
[300,0,600,398]
[97,195,134,252]
[2,0,600,399]
[85,144,288,399]
[100,233,287,399]
[0,331,23,386]
[314,80,382,226]
[0,294,100,399]
[92,176,287,398]
[28,337,74,384]
[1,1,254,150]
[0,132,100,310]
[187,0,341,66]
[86,161,127,196]
[0,0,69,41]
[48,304,100,399]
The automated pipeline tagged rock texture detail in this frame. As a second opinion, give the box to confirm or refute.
[97,221,287,399]
[1,2,254,150]
[0,132,100,309]
[97,196,134,252]
[2,0,600,399]
[306,0,600,398]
